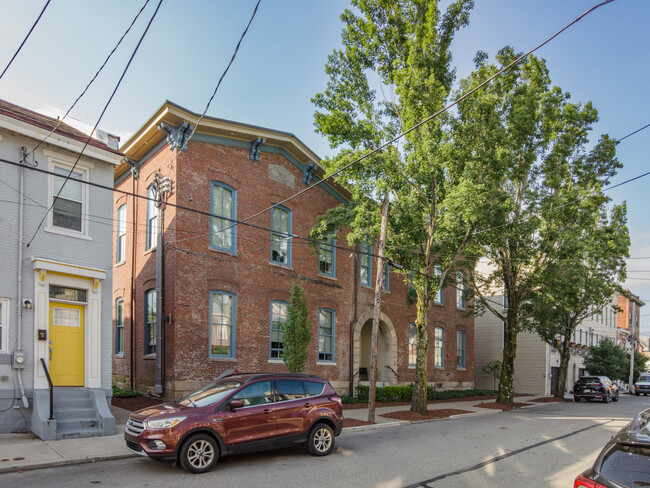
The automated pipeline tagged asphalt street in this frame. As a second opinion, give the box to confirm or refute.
[2,395,649,488]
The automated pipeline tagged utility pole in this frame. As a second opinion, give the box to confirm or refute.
[628,302,637,394]
[368,194,389,424]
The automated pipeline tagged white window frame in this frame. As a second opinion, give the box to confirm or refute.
[45,156,91,240]
[0,299,9,353]
[116,204,126,264]
[146,184,159,251]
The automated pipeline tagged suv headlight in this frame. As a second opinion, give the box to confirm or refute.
[146,417,186,429]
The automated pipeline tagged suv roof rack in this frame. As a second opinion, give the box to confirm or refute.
[223,372,323,380]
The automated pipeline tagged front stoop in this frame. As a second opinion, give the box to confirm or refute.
[31,389,115,441]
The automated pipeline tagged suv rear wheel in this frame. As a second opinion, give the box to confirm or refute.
[179,433,219,473]
[308,423,335,456]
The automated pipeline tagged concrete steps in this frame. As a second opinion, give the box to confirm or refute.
[53,390,103,440]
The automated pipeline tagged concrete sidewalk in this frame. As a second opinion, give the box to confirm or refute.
[0,396,554,474]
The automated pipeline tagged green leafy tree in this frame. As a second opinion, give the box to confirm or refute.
[459,47,622,406]
[283,281,312,373]
[527,204,628,398]
[584,338,629,381]
[481,359,502,391]
[311,0,484,416]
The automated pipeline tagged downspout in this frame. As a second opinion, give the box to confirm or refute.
[16,148,29,408]
[154,180,164,396]
[129,164,138,390]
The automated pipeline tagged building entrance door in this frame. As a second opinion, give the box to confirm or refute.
[49,302,85,386]
[550,367,560,396]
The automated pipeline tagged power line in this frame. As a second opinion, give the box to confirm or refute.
[25,0,165,248]
[0,0,52,80]
[617,122,650,142]
[29,0,151,157]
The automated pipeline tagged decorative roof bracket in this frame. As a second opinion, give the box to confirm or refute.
[158,121,194,151]
[303,162,316,186]
[249,138,266,162]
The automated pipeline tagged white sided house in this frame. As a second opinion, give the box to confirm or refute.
[0,99,122,439]
[473,258,619,395]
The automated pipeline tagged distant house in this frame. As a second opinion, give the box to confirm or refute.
[0,99,122,439]
[112,100,475,399]
[473,258,621,395]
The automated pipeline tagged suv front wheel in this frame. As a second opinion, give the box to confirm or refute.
[308,423,335,456]
[179,433,219,473]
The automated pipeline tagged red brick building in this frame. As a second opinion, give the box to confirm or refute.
[112,101,474,398]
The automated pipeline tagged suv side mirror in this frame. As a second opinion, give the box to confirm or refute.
[229,399,245,410]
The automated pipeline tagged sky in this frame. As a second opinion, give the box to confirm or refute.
[1,0,648,334]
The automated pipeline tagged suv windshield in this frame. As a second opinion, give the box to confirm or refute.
[177,380,242,408]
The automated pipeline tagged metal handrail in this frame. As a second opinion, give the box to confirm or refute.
[40,358,54,420]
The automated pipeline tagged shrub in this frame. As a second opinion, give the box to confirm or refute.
[112,385,141,398]
[354,385,495,403]
[340,395,358,404]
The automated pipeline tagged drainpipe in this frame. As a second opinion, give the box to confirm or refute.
[129,163,138,390]
[16,148,29,408]
[349,244,359,397]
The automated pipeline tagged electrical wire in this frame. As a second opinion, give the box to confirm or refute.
[29,0,151,157]
[25,0,165,248]
[0,0,52,80]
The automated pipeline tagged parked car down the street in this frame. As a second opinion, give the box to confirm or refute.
[634,373,650,396]
[574,408,650,488]
[124,373,344,473]
[573,376,619,403]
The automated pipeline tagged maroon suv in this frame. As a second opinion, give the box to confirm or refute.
[124,373,344,473]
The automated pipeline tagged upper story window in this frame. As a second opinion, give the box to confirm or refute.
[434,327,444,368]
[270,206,291,266]
[210,291,236,358]
[0,299,8,353]
[456,271,466,310]
[434,265,444,304]
[360,243,372,286]
[318,308,335,362]
[146,184,159,251]
[318,236,336,277]
[383,262,390,291]
[456,331,466,369]
[49,161,88,236]
[144,289,156,355]
[408,322,417,367]
[270,301,288,359]
[116,204,126,264]
[210,182,236,252]
[115,298,124,354]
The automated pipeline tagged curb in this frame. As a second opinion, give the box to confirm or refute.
[0,453,136,475]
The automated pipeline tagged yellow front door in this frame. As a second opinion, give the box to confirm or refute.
[49,302,85,386]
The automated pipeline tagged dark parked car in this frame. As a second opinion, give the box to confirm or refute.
[124,373,344,473]
[573,376,619,403]
[574,408,650,487]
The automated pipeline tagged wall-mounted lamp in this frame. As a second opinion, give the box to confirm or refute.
[23,299,32,310]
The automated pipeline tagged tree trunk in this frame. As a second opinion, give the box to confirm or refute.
[411,292,429,415]
[367,194,389,423]
[555,318,573,399]
[498,314,517,406]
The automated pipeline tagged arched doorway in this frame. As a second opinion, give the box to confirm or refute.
[352,310,398,385]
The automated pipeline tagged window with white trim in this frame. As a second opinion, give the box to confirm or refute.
[210,182,236,252]
[456,331,466,369]
[115,298,124,354]
[318,308,335,362]
[116,204,126,263]
[434,265,444,304]
[270,206,291,266]
[0,299,8,353]
[318,236,336,277]
[434,327,444,368]
[210,291,236,358]
[146,184,159,251]
[408,322,417,367]
[49,161,88,235]
[360,243,372,286]
[383,262,389,291]
[456,271,466,310]
[144,290,156,355]
[270,301,288,359]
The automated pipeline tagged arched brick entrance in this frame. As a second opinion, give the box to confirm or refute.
[352,309,398,385]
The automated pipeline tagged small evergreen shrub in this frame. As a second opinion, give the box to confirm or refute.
[112,385,141,398]
[354,385,495,403]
